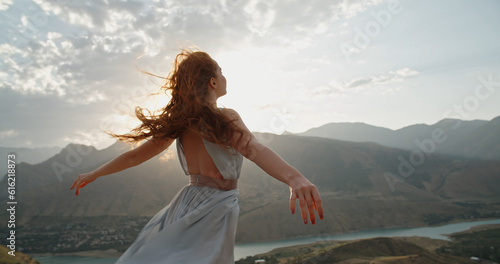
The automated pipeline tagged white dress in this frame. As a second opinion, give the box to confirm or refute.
[115,137,243,264]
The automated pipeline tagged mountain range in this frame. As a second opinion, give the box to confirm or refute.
[297,115,500,160]
[1,116,500,245]
[0,146,61,181]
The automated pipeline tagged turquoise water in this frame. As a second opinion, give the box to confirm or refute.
[33,218,500,263]
[33,256,118,264]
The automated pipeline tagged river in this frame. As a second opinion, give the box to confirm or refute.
[33,218,500,263]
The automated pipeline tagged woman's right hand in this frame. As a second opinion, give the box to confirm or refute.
[289,177,324,225]
[70,172,98,196]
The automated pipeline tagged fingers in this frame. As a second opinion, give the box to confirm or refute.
[298,192,308,224]
[312,189,324,220]
[74,181,81,196]
[71,177,81,194]
[305,191,316,225]
[290,185,324,225]
[70,173,92,196]
[289,190,296,215]
[74,180,86,196]
[75,181,86,196]
[290,188,309,224]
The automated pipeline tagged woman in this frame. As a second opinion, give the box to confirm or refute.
[71,49,323,264]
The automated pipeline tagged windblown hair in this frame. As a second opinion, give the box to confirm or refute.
[109,49,242,147]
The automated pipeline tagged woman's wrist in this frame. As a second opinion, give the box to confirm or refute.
[285,171,308,187]
[90,170,99,180]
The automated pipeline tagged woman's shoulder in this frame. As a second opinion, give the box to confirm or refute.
[219,107,240,119]
[219,107,250,134]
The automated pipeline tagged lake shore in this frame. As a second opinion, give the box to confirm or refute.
[32,249,122,258]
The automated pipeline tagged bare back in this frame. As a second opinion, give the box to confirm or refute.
[179,131,225,179]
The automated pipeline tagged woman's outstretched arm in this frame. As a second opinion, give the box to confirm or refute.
[222,108,324,225]
[70,137,174,196]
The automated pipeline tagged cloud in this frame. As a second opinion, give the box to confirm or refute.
[0,0,12,11]
[342,67,418,91]
[32,0,143,30]
[245,0,276,36]
[306,67,419,96]
[243,0,382,49]
[0,129,18,139]
[1,0,386,101]
[392,68,419,77]
[338,0,386,18]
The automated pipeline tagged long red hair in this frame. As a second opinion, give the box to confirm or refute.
[110,49,242,147]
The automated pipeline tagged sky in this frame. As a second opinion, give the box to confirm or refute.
[1,0,499,150]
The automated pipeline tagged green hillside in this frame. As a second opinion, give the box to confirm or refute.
[0,245,40,264]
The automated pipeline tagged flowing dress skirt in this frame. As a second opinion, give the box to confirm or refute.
[115,185,239,264]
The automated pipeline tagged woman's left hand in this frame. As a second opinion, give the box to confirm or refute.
[70,172,98,196]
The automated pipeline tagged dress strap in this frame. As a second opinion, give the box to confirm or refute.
[175,138,190,175]
[202,139,242,180]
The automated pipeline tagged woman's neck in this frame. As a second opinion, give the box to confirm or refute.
[206,91,219,108]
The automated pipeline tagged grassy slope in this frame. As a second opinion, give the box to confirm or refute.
[437,224,500,262]
[237,237,475,264]
[0,245,40,264]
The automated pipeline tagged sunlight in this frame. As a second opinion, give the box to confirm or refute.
[215,48,296,133]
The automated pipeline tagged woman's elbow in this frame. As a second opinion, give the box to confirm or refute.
[125,151,142,168]
[241,142,267,162]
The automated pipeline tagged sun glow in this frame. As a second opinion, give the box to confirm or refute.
[215,48,295,133]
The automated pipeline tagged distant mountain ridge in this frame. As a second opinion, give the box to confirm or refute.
[0,146,61,181]
[297,115,500,160]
